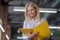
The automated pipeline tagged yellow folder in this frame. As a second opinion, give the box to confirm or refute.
[20,28,34,34]
[33,20,51,39]
[19,20,51,40]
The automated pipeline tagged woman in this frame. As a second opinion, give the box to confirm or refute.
[23,2,51,40]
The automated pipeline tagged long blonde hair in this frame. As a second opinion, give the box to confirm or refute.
[25,2,40,20]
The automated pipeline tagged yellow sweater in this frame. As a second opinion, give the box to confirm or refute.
[33,20,51,40]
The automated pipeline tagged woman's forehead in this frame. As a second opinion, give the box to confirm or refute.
[28,5,34,8]
[27,6,35,11]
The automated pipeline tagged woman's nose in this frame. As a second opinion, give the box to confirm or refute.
[29,11,32,13]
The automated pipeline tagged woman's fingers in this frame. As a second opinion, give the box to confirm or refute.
[30,31,33,34]
[28,31,39,40]
[28,35,32,40]
[31,32,39,38]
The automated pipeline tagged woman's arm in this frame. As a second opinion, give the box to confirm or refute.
[28,32,39,39]
[23,20,27,28]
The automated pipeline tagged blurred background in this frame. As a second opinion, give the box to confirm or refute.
[0,0,60,40]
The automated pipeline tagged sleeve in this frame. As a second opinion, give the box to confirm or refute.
[22,21,29,40]
[23,20,27,28]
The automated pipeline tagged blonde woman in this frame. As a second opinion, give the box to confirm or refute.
[23,2,51,40]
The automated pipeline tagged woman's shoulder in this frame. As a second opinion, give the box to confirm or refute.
[39,18,46,23]
[23,20,27,23]
[40,18,46,21]
[41,18,46,21]
[23,20,29,23]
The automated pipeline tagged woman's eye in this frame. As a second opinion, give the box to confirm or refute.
[28,9,34,12]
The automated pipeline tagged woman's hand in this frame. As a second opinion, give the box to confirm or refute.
[31,32,39,38]
[28,35,32,40]
[28,31,39,40]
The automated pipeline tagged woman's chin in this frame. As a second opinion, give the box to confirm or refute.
[31,16,35,18]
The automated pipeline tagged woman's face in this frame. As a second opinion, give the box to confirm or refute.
[27,6,37,18]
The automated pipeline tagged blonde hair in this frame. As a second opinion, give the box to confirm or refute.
[25,2,40,20]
